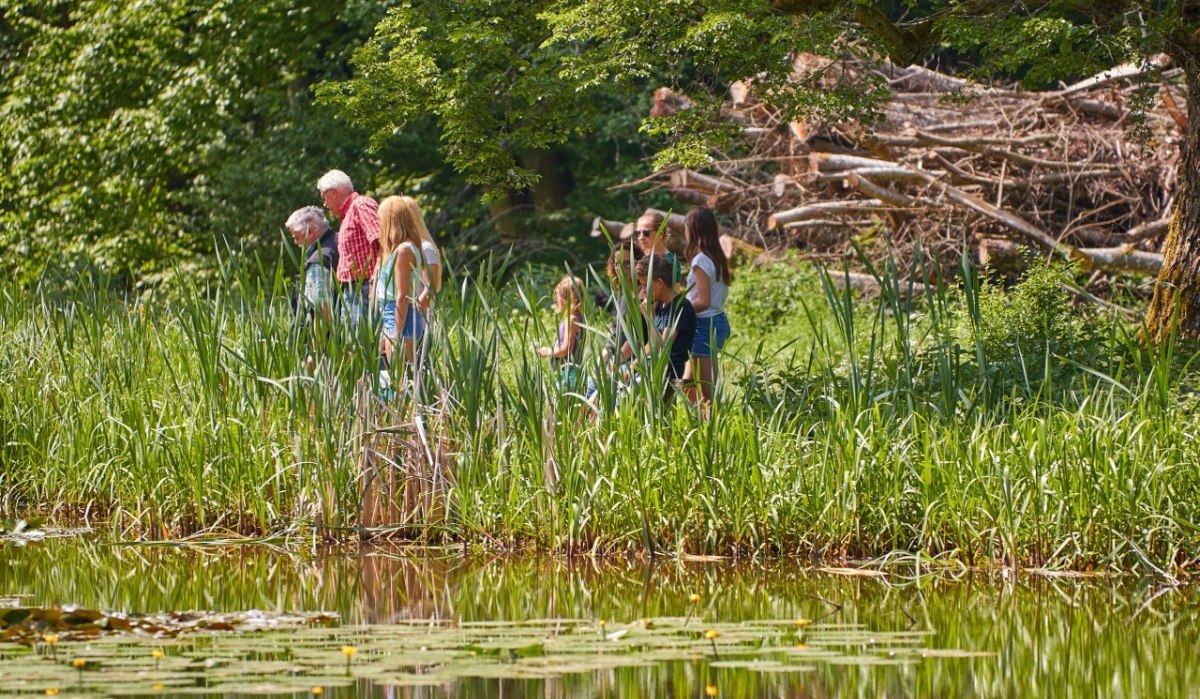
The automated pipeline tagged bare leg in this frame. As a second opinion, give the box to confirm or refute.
[696,356,717,404]
[683,359,700,404]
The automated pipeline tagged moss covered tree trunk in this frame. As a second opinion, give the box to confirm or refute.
[1145,58,1200,344]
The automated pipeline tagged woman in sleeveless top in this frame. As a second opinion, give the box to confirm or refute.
[682,206,733,409]
[374,196,428,370]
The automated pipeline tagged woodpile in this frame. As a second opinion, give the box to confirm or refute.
[601,54,1184,283]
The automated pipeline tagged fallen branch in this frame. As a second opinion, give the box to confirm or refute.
[1074,246,1164,275]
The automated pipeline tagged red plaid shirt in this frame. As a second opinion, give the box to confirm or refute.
[335,193,381,283]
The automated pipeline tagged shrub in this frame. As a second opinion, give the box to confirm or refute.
[955,262,1109,387]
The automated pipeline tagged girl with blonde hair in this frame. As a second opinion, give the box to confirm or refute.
[537,275,586,391]
[374,196,428,371]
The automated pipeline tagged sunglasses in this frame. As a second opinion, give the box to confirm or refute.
[636,229,656,238]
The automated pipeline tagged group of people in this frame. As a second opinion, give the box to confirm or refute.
[285,169,442,381]
[289,169,733,408]
[539,206,734,410]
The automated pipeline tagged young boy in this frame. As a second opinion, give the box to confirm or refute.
[636,255,697,404]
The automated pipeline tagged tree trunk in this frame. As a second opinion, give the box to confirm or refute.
[523,149,572,213]
[1144,61,1200,344]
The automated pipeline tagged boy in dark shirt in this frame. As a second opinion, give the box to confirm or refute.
[636,255,697,405]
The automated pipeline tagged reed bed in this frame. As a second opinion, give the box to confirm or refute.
[1,255,1197,572]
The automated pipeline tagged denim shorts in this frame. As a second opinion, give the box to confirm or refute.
[381,301,425,341]
[691,312,730,358]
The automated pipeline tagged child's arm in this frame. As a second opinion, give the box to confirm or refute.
[418,257,442,311]
[689,265,712,314]
[393,247,417,344]
[538,313,581,358]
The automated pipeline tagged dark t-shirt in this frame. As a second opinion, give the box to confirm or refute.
[653,294,697,379]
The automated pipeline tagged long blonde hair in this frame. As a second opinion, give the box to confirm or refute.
[378,195,427,258]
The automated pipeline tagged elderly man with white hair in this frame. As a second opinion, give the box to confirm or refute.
[285,205,339,320]
[317,169,380,325]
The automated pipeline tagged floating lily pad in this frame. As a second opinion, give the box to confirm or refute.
[0,611,971,694]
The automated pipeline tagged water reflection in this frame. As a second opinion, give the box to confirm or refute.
[2,538,1196,697]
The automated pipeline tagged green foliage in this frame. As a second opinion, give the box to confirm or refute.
[0,0,385,285]
[321,0,866,188]
[955,263,1108,387]
[724,255,815,330]
[937,14,1114,86]
[5,256,1198,570]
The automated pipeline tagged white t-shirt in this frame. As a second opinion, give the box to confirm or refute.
[422,241,440,268]
[687,252,729,319]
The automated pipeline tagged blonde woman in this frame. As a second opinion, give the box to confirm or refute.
[374,196,428,368]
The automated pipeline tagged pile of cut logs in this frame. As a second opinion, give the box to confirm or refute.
[596,53,1183,285]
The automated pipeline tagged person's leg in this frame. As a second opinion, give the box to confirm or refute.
[696,356,716,404]
[397,306,426,394]
[705,313,729,408]
[682,358,699,404]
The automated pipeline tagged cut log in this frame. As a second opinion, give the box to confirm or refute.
[669,187,710,208]
[720,234,764,263]
[844,172,917,207]
[1052,54,1170,99]
[978,238,1030,275]
[1122,217,1171,243]
[591,217,627,239]
[769,200,886,229]
[1074,246,1164,275]
[645,208,734,240]
[885,64,977,93]
[671,169,739,196]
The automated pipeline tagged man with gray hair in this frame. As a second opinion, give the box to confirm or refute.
[317,169,380,325]
[285,205,339,320]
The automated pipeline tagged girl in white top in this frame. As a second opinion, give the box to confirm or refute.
[683,206,734,409]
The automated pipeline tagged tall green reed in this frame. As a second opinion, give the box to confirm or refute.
[2,250,1199,571]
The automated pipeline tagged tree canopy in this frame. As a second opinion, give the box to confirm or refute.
[5,0,1200,296]
[0,0,385,285]
[324,1,1188,191]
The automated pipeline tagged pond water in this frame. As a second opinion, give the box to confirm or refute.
[1,537,1195,697]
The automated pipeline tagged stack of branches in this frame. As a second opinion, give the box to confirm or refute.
[611,53,1184,287]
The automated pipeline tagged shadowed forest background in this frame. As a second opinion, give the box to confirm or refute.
[7,1,1196,297]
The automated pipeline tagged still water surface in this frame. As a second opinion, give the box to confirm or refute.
[1,537,1195,697]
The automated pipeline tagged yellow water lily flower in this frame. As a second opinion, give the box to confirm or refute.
[70,659,86,669]
[705,685,719,697]
[689,593,702,603]
[340,646,357,657]
[703,629,719,640]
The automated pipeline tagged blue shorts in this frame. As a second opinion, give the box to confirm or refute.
[691,312,730,358]
[381,301,425,341]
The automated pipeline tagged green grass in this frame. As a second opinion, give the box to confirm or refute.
[1,253,1198,572]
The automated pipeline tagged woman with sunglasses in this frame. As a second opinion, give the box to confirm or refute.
[635,211,682,287]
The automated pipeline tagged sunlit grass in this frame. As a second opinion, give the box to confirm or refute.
[1,253,1198,571]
